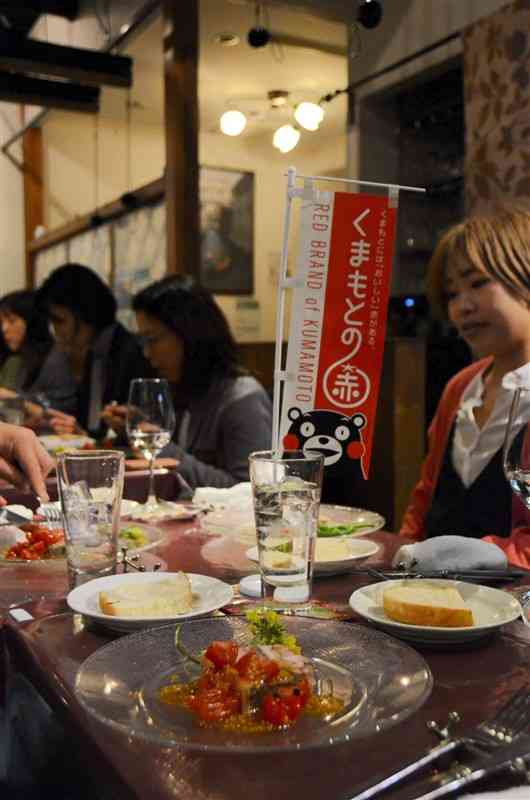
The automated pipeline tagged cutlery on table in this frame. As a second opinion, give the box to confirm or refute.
[408,733,530,800]
[0,507,33,526]
[353,567,528,583]
[344,684,530,800]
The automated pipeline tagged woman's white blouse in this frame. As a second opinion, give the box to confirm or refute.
[452,363,530,488]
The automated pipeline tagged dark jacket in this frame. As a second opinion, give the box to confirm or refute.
[77,322,152,437]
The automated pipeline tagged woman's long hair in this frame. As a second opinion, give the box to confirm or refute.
[132,276,245,398]
[0,290,53,390]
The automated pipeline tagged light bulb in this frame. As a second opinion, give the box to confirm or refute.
[294,102,324,131]
[220,110,247,136]
[272,124,300,153]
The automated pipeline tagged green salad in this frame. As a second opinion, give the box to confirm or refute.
[119,525,149,548]
[317,522,368,537]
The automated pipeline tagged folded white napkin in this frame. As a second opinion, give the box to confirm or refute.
[392,535,508,571]
[193,482,254,512]
[461,787,529,799]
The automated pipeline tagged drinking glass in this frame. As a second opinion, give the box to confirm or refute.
[249,449,324,608]
[57,450,125,587]
[126,378,176,512]
[503,387,530,509]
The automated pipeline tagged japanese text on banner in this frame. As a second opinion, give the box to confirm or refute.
[281,191,397,481]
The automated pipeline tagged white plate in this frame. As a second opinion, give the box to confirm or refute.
[246,538,380,577]
[121,500,203,522]
[349,579,521,644]
[38,434,95,452]
[67,572,234,633]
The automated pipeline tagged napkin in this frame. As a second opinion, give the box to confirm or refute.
[392,535,508,571]
[193,482,254,512]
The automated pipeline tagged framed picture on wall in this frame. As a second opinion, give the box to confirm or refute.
[199,166,254,295]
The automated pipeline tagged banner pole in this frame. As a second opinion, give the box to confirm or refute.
[271,166,298,453]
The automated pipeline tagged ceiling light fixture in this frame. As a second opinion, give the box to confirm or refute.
[220,109,247,136]
[357,0,383,30]
[272,124,300,153]
[294,101,324,131]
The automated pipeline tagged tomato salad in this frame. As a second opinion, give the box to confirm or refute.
[3,523,64,561]
[159,612,343,732]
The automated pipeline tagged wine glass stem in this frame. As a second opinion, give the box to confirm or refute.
[147,453,158,505]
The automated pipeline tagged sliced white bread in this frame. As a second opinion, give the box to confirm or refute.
[382,582,474,628]
[99,573,193,618]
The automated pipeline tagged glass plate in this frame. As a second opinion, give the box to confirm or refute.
[0,520,164,566]
[75,617,432,752]
[203,504,385,547]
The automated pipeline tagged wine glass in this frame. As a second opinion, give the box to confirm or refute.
[126,378,176,511]
[503,387,530,511]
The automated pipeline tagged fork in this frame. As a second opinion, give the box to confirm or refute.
[345,684,530,800]
[36,501,63,528]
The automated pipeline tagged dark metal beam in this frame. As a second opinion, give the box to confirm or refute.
[0,72,99,112]
[0,32,132,87]
[0,1,79,21]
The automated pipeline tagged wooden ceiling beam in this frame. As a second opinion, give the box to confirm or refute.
[0,32,132,88]
[0,1,79,21]
[0,72,99,112]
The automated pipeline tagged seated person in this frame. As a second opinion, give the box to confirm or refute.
[0,290,76,415]
[102,275,272,488]
[400,208,530,567]
[36,263,152,439]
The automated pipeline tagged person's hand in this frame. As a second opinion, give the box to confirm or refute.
[23,401,46,430]
[101,402,128,435]
[0,387,16,399]
[0,422,54,503]
[46,409,86,436]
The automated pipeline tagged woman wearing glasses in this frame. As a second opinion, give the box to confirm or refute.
[102,276,272,489]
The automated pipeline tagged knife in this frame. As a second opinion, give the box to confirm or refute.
[354,568,528,583]
[409,733,530,800]
[0,507,32,526]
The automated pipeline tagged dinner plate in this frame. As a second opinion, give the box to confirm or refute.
[121,499,204,522]
[74,616,432,751]
[245,538,379,576]
[204,504,385,545]
[67,572,234,633]
[349,579,522,645]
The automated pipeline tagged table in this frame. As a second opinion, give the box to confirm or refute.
[2,521,530,800]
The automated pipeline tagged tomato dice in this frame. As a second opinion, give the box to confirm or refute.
[204,641,239,671]
[261,684,308,727]
[191,688,241,722]
[235,651,280,685]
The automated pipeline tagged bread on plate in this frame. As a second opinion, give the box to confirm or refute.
[382,582,474,628]
[99,572,193,617]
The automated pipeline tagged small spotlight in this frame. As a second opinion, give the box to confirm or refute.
[404,297,415,309]
[247,26,270,48]
[357,0,383,30]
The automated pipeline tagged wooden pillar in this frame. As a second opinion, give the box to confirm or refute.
[22,127,44,288]
[163,0,200,277]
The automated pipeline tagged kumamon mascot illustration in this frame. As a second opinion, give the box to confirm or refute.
[283,406,366,506]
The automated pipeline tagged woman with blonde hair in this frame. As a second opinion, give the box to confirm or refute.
[400,208,530,567]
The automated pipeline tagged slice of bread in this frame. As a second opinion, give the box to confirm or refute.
[382,582,474,628]
[99,573,193,618]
